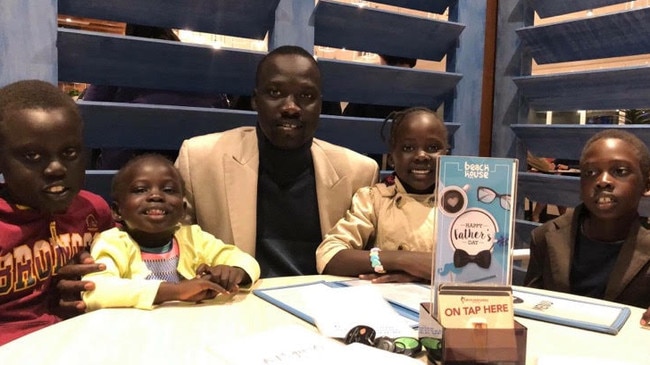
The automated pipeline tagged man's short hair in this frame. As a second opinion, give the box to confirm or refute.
[255,45,320,86]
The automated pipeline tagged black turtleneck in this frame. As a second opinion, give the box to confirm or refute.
[255,128,321,277]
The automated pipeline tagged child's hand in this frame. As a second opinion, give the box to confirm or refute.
[172,278,227,302]
[51,251,106,318]
[195,264,250,293]
[363,251,431,282]
[641,307,650,328]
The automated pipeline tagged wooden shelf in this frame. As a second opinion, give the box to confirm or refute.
[79,102,256,150]
[370,0,456,14]
[528,0,629,18]
[511,124,650,160]
[518,172,580,207]
[312,0,464,61]
[59,29,461,108]
[517,7,650,64]
[512,66,650,111]
[79,101,460,155]
[58,29,264,95]
[58,0,280,40]
[319,59,461,107]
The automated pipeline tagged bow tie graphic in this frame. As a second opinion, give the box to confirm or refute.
[453,249,491,269]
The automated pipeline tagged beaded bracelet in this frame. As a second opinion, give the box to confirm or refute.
[369,247,386,274]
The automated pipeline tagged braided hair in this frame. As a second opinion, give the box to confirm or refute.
[380,107,448,149]
[379,107,448,185]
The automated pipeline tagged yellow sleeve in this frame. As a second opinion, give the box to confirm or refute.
[82,229,162,311]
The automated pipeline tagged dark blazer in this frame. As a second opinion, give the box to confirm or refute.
[524,204,650,308]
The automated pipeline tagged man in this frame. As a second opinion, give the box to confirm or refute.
[175,46,378,277]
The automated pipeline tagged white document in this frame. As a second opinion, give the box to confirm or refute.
[338,279,432,313]
[253,281,419,331]
[308,284,416,338]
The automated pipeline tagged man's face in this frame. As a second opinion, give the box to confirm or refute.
[0,108,85,214]
[252,54,322,149]
[580,137,648,221]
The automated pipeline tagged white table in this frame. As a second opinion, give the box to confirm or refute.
[509,287,648,365]
[0,275,647,364]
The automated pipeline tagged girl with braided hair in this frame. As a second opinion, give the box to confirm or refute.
[316,107,448,282]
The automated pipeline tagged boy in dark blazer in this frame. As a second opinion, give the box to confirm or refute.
[524,129,650,326]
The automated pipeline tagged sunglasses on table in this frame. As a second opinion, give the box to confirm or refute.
[345,325,442,360]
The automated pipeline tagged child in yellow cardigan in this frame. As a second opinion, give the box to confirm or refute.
[82,154,260,310]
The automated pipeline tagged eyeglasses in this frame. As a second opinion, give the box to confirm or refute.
[477,186,511,211]
[344,325,430,358]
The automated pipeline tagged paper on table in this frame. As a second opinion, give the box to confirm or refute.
[336,280,432,314]
[253,281,335,324]
[308,285,416,338]
[208,325,421,365]
[512,288,630,334]
[253,281,418,330]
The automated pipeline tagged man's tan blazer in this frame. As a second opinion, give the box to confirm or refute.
[175,126,379,256]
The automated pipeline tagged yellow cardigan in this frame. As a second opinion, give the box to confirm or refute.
[82,225,260,311]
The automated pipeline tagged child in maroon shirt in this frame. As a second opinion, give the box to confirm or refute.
[0,80,113,345]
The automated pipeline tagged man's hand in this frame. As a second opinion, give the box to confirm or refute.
[51,251,105,318]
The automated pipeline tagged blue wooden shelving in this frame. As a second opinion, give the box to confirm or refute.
[370,0,456,14]
[319,59,461,107]
[79,101,460,154]
[58,29,263,95]
[59,29,462,108]
[513,66,650,111]
[517,7,650,64]
[312,0,464,61]
[528,0,629,18]
[58,0,280,40]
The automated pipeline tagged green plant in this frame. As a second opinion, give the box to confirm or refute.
[624,109,650,124]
